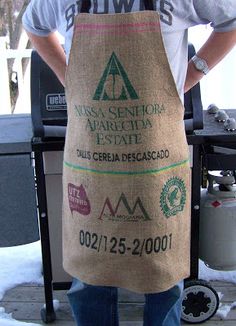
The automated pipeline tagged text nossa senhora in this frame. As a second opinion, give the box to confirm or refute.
[74,103,165,120]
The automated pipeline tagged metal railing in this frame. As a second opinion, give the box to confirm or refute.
[0,36,32,114]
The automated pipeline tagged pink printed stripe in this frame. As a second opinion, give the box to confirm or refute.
[75,27,159,36]
[75,21,160,31]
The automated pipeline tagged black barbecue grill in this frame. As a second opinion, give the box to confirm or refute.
[31,45,208,324]
[31,51,67,139]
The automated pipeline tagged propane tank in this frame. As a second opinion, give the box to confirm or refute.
[199,170,236,271]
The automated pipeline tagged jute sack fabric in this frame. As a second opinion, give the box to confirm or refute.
[63,11,191,293]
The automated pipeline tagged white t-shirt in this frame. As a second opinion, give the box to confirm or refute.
[22,0,236,98]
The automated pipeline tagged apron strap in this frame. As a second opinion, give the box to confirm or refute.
[80,0,154,13]
[80,0,91,13]
[143,0,155,11]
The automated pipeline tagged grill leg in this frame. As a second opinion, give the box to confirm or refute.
[34,151,56,323]
[189,144,202,279]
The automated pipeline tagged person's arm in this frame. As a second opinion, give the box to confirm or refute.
[26,31,67,86]
[184,29,236,93]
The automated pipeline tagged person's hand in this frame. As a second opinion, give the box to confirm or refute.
[184,61,204,93]
[184,30,236,93]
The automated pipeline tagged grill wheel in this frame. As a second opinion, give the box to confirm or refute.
[181,279,219,324]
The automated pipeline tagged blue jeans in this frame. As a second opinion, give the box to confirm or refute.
[67,278,183,326]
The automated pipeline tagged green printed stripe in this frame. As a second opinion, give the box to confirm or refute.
[63,159,189,176]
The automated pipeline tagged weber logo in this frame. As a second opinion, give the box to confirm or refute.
[46,93,67,111]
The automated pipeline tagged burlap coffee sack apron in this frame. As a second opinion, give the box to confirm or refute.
[63,10,191,294]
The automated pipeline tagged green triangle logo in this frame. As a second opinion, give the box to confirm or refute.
[93,52,139,101]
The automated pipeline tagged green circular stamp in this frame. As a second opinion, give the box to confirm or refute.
[160,177,186,218]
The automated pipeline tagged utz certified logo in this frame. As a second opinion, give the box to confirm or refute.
[160,177,186,218]
[68,183,91,216]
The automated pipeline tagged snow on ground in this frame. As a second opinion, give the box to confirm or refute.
[0,241,43,326]
[0,241,43,300]
[216,303,233,320]
[0,307,41,326]
[199,259,236,284]
[199,260,236,320]
[1,241,236,324]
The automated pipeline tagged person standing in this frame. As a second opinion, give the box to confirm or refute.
[23,1,236,325]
